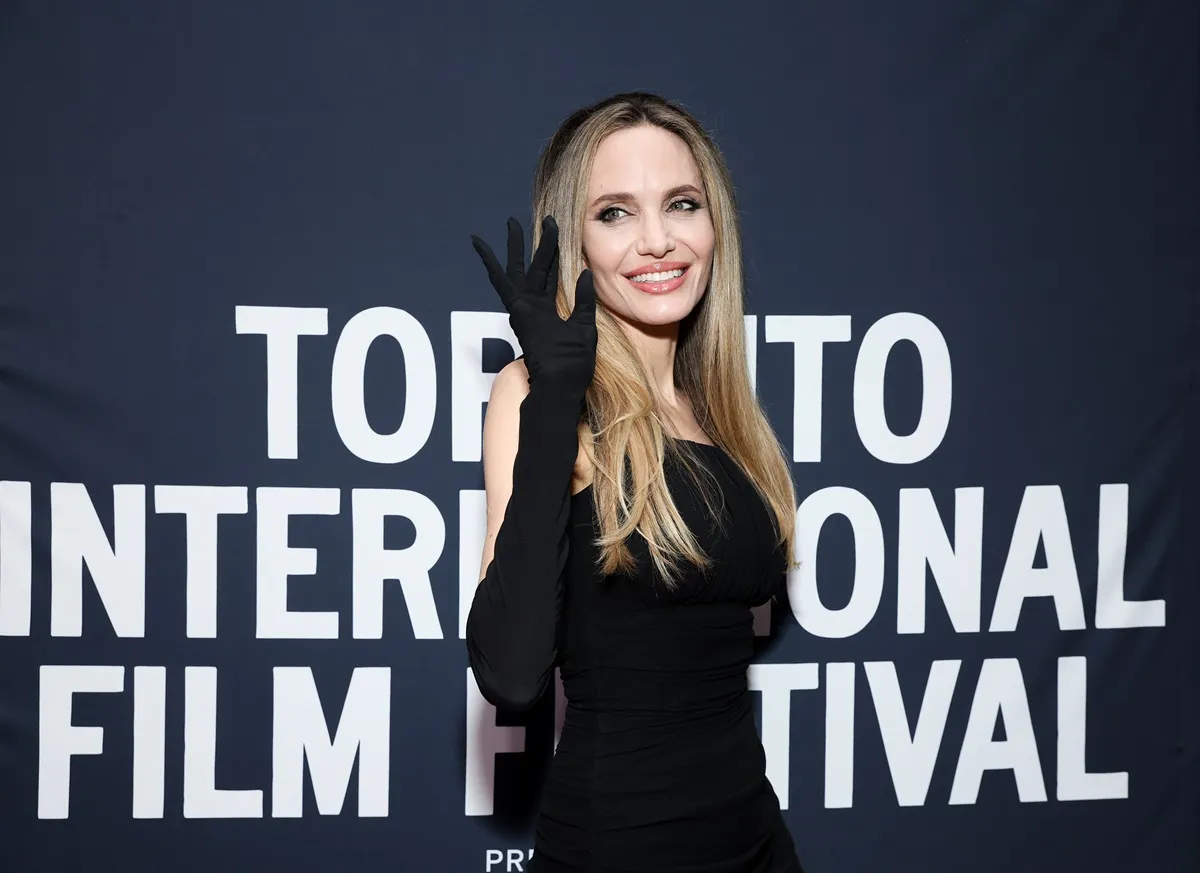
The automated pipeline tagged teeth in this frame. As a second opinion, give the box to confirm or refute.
[629,268,684,283]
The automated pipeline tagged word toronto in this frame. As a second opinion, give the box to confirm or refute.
[0,306,1164,820]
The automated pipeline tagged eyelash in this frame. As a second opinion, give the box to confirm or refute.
[596,197,703,224]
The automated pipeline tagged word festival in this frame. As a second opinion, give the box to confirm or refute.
[0,306,1165,822]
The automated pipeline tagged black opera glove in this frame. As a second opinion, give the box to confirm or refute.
[464,216,597,712]
[470,215,597,398]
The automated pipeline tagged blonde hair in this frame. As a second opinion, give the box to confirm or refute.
[531,92,796,587]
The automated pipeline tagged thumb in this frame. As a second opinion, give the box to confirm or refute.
[571,269,597,324]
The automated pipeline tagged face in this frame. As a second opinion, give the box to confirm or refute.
[581,125,716,331]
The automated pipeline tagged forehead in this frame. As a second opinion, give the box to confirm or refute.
[587,125,701,195]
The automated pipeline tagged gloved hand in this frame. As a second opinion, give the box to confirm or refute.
[471,215,597,399]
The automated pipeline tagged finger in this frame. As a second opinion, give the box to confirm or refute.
[547,246,560,302]
[505,217,525,287]
[470,235,513,309]
[571,269,597,324]
[527,215,559,296]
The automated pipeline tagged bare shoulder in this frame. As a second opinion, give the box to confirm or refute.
[486,358,532,426]
[483,357,591,491]
[481,358,531,503]
[477,360,529,580]
[476,359,592,580]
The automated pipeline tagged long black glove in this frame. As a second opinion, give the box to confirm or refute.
[465,215,597,712]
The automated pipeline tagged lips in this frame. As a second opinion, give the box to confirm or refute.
[622,261,690,295]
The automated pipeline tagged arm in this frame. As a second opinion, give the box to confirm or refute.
[464,215,596,712]
[466,359,582,712]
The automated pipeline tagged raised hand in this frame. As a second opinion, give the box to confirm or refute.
[471,216,597,398]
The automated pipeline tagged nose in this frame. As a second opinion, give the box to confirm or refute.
[635,211,676,258]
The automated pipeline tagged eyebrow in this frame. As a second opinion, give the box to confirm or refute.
[588,183,705,210]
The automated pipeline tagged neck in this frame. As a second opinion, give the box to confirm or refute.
[620,318,681,405]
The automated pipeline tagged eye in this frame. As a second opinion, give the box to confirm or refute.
[597,205,630,224]
[668,197,702,213]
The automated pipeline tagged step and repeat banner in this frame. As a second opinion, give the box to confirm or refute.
[1,2,1197,872]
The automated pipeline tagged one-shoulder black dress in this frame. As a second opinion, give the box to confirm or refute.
[523,440,805,873]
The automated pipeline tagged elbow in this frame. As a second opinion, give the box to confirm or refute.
[467,654,548,713]
[472,671,546,713]
[463,576,557,712]
[465,630,552,713]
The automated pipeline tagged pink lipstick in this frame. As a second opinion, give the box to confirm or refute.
[622,261,690,295]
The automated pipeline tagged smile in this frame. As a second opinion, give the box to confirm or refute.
[623,264,689,294]
[629,268,684,283]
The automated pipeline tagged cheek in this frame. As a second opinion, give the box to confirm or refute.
[680,228,716,292]
[594,275,631,314]
[686,223,717,264]
[581,229,622,272]
[581,233,630,305]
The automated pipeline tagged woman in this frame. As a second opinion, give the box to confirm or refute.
[466,91,804,873]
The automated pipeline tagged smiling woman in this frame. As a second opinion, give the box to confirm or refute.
[465,92,803,873]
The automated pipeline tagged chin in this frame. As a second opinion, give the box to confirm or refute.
[615,296,702,329]
[642,304,697,325]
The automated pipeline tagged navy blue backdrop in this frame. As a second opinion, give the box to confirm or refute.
[1,2,1197,871]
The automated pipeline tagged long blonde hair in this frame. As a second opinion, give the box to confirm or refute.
[531,92,796,587]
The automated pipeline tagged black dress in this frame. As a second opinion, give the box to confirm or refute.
[525,440,805,872]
